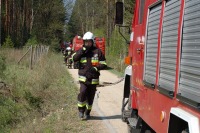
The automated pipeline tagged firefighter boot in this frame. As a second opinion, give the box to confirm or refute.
[79,112,84,120]
[84,110,91,120]
[85,115,90,120]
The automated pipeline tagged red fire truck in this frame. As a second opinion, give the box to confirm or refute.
[95,37,106,55]
[72,35,84,52]
[116,0,200,133]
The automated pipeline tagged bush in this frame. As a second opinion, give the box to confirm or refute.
[24,91,43,110]
[25,36,38,46]
[50,38,60,52]
[0,97,23,129]
[2,36,14,48]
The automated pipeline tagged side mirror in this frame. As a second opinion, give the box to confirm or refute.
[115,2,123,25]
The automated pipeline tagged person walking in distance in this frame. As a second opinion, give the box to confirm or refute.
[72,31,107,120]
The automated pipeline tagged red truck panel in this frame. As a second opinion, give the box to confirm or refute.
[72,35,83,51]
[95,37,106,55]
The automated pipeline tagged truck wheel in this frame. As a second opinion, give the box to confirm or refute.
[129,126,153,133]
[127,125,133,133]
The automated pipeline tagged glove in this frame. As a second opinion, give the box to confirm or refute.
[81,47,88,54]
[89,67,98,73]
[85,67,99,79]
[82,47,87,51]
[85,72,93,79]
[82,46,91,53]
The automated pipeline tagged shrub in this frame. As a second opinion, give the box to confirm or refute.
[24,91,43,110]
[50,37,60,52]
[2,36,14,48]
[25,36,38,46]
[0,97,22,129]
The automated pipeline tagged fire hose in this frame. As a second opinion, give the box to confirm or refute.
[72,77,124,87]
[97,77,124,87]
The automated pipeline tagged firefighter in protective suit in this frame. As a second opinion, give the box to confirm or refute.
[72,31,107,120]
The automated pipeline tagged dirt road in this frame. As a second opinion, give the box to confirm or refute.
[68,69,128,133]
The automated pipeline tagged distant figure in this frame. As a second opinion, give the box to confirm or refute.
[60,40,66,53]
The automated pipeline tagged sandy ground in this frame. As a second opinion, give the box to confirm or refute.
[68,69,128,133]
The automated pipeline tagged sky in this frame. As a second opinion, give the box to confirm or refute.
[63,0,76,22]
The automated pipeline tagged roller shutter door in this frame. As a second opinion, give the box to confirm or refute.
[144,4,162,86]
[158,0,180,96]
[178,0,200,107]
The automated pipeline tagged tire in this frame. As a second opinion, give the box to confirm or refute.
[127,124,133,133]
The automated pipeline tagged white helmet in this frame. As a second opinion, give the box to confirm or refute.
[66,47,71,51]
[83,31,94,41]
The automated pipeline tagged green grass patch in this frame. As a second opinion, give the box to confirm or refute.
[0,49,97,132]
[105,28,129,75]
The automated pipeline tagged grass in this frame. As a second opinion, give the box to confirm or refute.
[105,66,124,77]
[105,28,129,77]
[0,48,97,133]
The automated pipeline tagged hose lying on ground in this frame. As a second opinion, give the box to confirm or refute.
[71,77,124,87]
[97,77,124,87]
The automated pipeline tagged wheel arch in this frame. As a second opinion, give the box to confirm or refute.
[168,107,199,133]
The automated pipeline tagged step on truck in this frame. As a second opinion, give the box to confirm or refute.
[115,0,200,133]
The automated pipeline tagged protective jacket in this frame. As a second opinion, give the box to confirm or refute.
[72,46,107,84]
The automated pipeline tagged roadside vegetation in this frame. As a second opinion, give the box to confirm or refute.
[0,49,97,132]
[1,0,136,131]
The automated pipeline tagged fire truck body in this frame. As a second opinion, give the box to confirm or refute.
[72,35,83,52]
[95,37,106,55]
[117,0,200,132]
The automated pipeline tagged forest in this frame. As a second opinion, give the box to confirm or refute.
[1,0,135,49]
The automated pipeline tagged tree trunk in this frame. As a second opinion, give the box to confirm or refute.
[85,2,88,31]
[5,0,9,36]
[0,0,1,47]
[106,0,110,46]
[92,0,94,32]
[30,0,34,32]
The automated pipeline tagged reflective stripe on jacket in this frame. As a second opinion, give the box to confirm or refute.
[79,75,99,85]
[72,46,107,85]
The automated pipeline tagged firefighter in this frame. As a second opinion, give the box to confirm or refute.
[66,47,73,68]
[60,40,66,53]
[72,31,107,120]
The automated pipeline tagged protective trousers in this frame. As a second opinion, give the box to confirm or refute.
[78,82,96,115]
